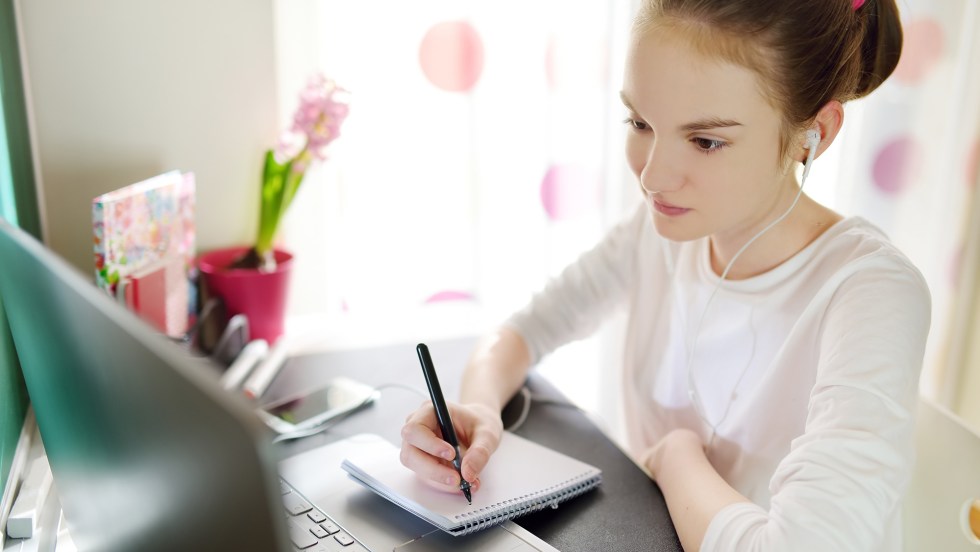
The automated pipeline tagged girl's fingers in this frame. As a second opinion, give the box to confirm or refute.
[402,402,457,458]
[459,415,501,482]
[400,401,500,494]
[398,442,462,492]
[460,436,495,482]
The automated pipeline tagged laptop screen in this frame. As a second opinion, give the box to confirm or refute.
[0,219,290,551]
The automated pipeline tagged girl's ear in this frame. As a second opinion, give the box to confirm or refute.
[802,100,845,162]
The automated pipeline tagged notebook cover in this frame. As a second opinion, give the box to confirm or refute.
[341,431,602,536]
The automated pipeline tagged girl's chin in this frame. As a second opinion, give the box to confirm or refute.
[648,209,705,243]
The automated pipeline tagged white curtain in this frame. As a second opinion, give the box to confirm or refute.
[275,0,630,393]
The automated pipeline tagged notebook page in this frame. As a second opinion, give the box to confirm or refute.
[341,431,601,533]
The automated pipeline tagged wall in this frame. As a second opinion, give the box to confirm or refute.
[15,0,279,272]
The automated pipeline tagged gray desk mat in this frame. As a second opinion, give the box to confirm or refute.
[265,338,682,552]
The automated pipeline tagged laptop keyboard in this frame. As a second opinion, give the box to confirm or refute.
[281,479,370,551]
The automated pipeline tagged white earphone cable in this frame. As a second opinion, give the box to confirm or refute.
[686,130,820,445]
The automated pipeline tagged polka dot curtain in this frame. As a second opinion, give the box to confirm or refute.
[821,1,980,400]
[277,0,632,338]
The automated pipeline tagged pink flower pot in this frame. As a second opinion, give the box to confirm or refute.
[197,247,293,345]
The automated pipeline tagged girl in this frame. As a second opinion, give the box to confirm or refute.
[400,1,930,549]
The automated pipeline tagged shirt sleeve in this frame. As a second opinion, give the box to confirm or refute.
[504,203,648,365]
[701,251,932,552]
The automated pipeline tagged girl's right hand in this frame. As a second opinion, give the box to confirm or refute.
[399,400,503,495]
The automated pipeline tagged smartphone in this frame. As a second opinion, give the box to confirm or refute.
[256,377,380,434]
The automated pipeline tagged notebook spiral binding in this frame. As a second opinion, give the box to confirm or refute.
[453,472,603,536]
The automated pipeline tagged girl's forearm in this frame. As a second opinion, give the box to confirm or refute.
[648,430,751,551]
[460,326,531,412]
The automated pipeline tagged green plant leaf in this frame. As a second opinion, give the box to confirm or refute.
[256,149,292,255]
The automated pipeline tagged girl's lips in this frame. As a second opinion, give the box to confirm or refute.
[652,198,690,216]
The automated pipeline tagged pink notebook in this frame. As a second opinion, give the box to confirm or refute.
[119,257,189,338]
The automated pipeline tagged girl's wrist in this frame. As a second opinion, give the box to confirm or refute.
[647,428,705,479]
[459,389,504,414]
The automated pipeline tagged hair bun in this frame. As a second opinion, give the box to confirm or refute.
[854,0,903,98]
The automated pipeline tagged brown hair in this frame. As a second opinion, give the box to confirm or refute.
[633,0,903,161]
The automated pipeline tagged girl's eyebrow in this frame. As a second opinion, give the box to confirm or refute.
[679,117,743,132]
[620,91,742,132]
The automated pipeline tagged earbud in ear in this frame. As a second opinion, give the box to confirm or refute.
[800,128,821,179]
[805,128,821,151]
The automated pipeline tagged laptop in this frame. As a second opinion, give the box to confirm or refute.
[0,218,556,551]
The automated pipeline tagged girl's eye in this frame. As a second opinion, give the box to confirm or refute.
[692,137,727,153]
[623,118,649,131]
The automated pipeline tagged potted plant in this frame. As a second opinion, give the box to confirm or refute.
[198,74,350,344]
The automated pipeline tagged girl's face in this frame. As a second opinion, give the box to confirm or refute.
[622,26,795,245]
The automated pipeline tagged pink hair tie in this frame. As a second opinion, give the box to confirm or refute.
[852,0,866,10]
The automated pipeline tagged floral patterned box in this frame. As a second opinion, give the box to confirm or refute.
[92,171,196,301]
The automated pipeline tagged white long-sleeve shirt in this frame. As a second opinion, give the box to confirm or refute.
[506,202,931,551]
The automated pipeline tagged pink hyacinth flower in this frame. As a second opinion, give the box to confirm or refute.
[273,130,303,165]
[291,74,351,162]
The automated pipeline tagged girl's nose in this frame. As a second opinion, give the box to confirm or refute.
[639,146,682,195]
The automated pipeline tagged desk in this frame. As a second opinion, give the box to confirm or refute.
[265,337,682,552]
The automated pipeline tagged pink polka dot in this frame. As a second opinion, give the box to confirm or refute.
[540,164,600,221]
[424,290,475,304]
[871,136,923,196]
[893,18,944,85]
[419,21,484,93]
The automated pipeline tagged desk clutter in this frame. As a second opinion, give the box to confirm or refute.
[90,171,280,382]
[91,170,294,380]
[88,167,310,431]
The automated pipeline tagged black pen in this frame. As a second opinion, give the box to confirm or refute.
[416,343,473,504]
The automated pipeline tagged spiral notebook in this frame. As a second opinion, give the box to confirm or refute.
[341,431,602,536]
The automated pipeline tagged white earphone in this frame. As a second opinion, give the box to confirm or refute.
[686,127,821,445]
[805,128,821,151]
[802,127,821,181]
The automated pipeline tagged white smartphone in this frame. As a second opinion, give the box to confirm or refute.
[256,377,380,434]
